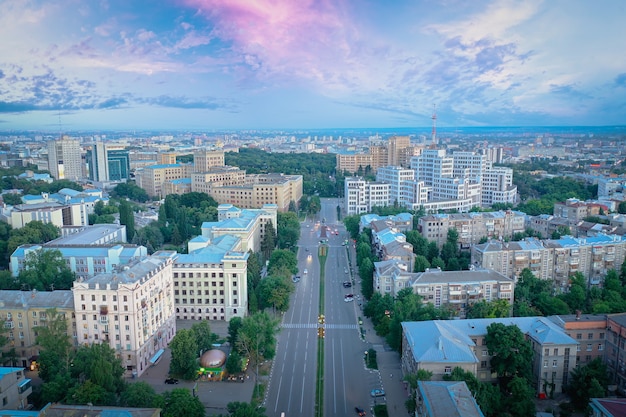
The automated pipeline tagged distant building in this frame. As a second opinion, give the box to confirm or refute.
[344,177,390,215]
[136,163,193,198]
[47,136,82,181]
[209,174,302,212]
[549,313,607,367]
[85,142,131,183]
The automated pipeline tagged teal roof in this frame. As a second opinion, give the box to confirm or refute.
[145,163,181,169]
[176,235,247,264]
[0,367,25,377]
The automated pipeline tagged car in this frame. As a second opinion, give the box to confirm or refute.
[303,269,308,274]
[292,275,300,283]
[164,378,179,384]
[344,268,348,274]
[343,281,352,288]
[344,294,354,302]
[305,247,309,251]
[355,407,366,416]
[370,388,385,397]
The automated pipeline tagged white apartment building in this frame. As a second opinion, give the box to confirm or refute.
[376,166,415,206]
[47,136,82,181]
[482,166,517,206]
[173,234,248,321]
[72,252,177,378]
[344,177,391,215]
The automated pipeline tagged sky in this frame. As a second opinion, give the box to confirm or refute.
[1,0,625,132]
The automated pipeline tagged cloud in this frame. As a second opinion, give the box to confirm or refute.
[615,73,626,87]
[143,95,232,110]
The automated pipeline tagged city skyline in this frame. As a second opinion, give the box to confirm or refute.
[1,0,625,132]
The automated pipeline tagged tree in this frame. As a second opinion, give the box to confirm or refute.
[359,257,374,300]
[226,401,267,417]
[111,181,149,202]
[18,248,76,291]
[414,255,430,272]
[505,376,536,417]
[566,358,608,410]
[118,199,136,241]
[261,221,276,261]
[225,351,244,375]
[277,212,300,250]
[258,275,293,312]
[228,317,244,352]
[190,321,219,356]
[485,323,533,384]
[68,343,125,405]
[466,299,511,319]
[169,329,199,380]
[161,388,205,417]
[120,382,160,408]
[619,201,626,214]
[267,249,298,278]
[343,215,360,240]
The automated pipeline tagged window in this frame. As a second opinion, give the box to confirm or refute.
[482,350,488,356]
[444,366,451,374]
[543,360,548,368]
[576,333,582,340]
[553,348,558,355]
[599,344,604,351]
[588,333,593,340]
[587,344,592,351]
[481,360,487,368]
[552,360,557,367]
[544,348,549,356]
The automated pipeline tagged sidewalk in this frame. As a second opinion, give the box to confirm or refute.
[351,243,411,416]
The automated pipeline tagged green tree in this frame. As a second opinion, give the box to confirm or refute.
[505,376,536,417]
[228,317,244,353]
[225,351,244,375]
[226,401,268,417]
[277,212,300,250]
[466,299,511,319]
[120,382,160,408]
[69,343,125,405]
[566,358,608,410]
[169,329,199,380]
[161,388,205,417]
[112,181,149,202]
[18,248,76,291]
[619,201,626,214]
[414,255,430,272]
[191,321,219,356]
[267,249,298,277]
[261,221,276,261]
[343,215,360,240]
[258,275,293,312]
[118,199,136,241]
[66,380,111,405]
[359,257,374,300]
[237,312,280,395]
[485,323,533,384]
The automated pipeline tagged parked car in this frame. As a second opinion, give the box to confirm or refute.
[164,378,179,384]
[355,407,366,416]
[370,388,385,397]
[344,294,354,302]
[343,281,352,288]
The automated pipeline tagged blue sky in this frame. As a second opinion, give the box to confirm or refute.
[1,0,625,131]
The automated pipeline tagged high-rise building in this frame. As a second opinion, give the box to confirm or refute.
[47,136,82,180]
[86,142,130,182]
[193,149,225,172]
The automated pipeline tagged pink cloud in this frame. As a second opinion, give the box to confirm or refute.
[180,0,356,87]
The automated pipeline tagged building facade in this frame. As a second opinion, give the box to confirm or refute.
[47,136,82,181]
[72,252,177,378]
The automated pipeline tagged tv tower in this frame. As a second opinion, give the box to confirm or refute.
[431,104,437,147]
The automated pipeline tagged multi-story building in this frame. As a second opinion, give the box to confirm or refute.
[86,142,131,183]
[11,243,147,279]
[401,317,578,394]
[359,213,413,233]
[0,367,32,411]
[472,234,626,289]
[416,381,484,417]
[481,166,517,206]
[209,174,302,212]
[201,204,277,253]
[376,166,415,206]
[0,290,76,372]
[604,313,626,393]
[193,149,225,172]
[191,166,246,195]
[162,178,192,196]
[344,177,390,215]
[549,312,607,367]
[374,264,513,317]
[419,211,525,249]
[72,252,177,378]
[173,234,248,321]
[336,151,375,175]
[553,198,607,224]
[370,222,415,271]
[47,136,82,181]
[136,163,193,198]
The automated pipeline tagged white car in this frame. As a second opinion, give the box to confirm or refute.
[303,269,308,274]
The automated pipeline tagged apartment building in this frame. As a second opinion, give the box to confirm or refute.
[136,163,193,198]
[0,367,32,411]
[336,152,375,174]
[201,204,277,253]
[0,290,76,370]
[604,313,626,394]
[375,263,513,317]
[416,381,484,417]
[481,166,517,206]
[162,178,191,196]
[549,313,607,367]
[336,136,422,174]
[209,174,302,212]
[401,317,578,394]
[554,198,607,224]
[193,149,225,172]
[472,234,626,289]
[419,211,526,249]
[344,177,390,215]
[191,166,246,195]
[72,252,177,378]
[47,136,82,181]
[527,214,573,239]
[173,234,248,321]
[359,213,413,233]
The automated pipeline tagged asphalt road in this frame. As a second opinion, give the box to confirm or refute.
[264,199,380,417]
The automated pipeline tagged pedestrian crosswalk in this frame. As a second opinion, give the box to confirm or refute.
[281,323,358,329]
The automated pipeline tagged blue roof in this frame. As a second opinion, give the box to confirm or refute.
[171,178,191,184]
[176,235,247,263]
[0,367,25,377]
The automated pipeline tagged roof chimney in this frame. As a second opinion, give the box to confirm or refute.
[575,310,582,320]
